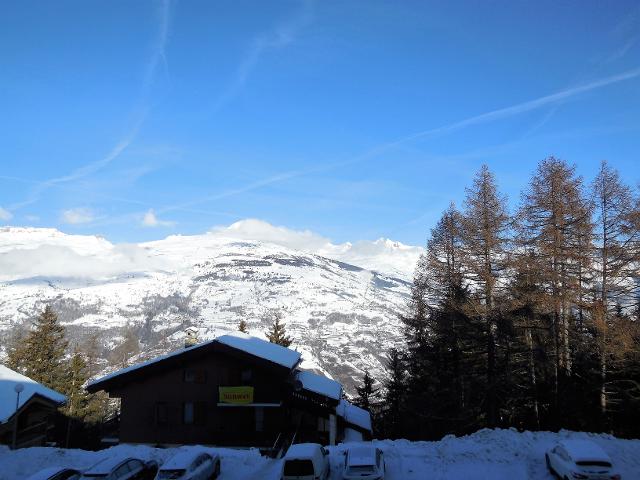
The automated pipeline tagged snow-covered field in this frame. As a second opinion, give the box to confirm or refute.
[1,429,638,480]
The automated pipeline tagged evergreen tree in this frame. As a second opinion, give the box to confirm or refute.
[354,370,380,411]
[461,164,511,427]
[265,312,292,347]
[381,348,405,438]
[62,350,90,419]
[238,319,248,333]
[8,306,68,392]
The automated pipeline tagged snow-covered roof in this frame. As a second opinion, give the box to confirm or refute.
[337,399,372,432]
[295,369,342,400]
[0,365,66,423]
[560,440,611,463]
[216,332,301,369]
[346,446,376,466]
[89,333,302,390]
[285,443,323,459]
[88,340,214,388]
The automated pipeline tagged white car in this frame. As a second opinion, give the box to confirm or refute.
[80,457,158,480]
[26,468,82,480]
[155,450,220,480]
[342,445,385,480]
[281,443,330,480]
[545,440,621,480]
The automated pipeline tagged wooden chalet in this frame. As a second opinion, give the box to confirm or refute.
[0,365,66,449]
[87,332,371,450]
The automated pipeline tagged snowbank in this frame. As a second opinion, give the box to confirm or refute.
[0,429,638,480]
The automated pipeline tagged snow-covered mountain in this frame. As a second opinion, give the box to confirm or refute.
[0,222,422,392]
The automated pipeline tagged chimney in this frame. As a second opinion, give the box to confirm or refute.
[184,327,198,348]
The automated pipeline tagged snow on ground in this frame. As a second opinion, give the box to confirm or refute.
[1,429,639,480]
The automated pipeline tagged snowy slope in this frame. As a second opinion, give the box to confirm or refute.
[0,223,420,392]
[1,429,638,480]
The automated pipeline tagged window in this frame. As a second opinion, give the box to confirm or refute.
[156,402,168,426]
[113,463,130,479]
[194,402,207,426]
[241,369,253,384]
[255,407,264,432]
[184,402,195,424]
[283,460,314,476]
[184,369,207,383]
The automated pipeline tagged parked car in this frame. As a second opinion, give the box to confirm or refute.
[545,440,621,480]
[26,468,82,480]
[155,450,220,480]
[281,443,330,480]
[342,445,385,480]
[80,457,158,480]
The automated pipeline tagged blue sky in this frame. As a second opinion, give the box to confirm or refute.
[1,0,639,245]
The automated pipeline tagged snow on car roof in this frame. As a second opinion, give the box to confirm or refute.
[347,446,376,466]
[560,440,611,463]
[217,332,301,369]
[285,443,323,459]
[160,449,214,470]
[0,364,66,423]
[295,369,342,400]
[85,455,133,474]
[337,399,372,432]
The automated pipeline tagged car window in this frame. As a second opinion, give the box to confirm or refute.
[284,460,314,476]
[127,460,143,472]
[113,463,131,479]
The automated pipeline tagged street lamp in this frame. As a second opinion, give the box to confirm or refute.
[11,383,24,450]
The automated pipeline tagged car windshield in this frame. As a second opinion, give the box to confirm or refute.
[156,470,186,479]
[576,461,612,468]
[348,465,375,474]
[284,460,314,476]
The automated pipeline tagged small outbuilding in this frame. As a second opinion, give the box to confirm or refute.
[0,364,66,449]
[87,332,371,449]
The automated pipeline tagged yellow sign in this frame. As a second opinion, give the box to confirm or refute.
[219,386,254,404]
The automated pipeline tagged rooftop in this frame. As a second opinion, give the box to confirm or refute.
[295,369,342,400]
[0,364,66,423]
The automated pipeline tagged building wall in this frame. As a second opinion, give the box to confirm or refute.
[112,351,289,445]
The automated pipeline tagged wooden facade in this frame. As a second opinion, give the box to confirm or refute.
[87,336,356,449]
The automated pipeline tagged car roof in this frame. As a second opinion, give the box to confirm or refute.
[347,446,377,466]
[160,450,213,470]
[559,440,611,463]
[85,456,135,474]
[26,467,78,480]
[285,443,323,460]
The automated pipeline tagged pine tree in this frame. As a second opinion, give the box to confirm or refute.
[62,350,90,419]
[518,157,592,424]
[591,161,640,422]
[238,320,248,333]
[265,312,292,347]
[381,348,405,438]
[355,370,380,411]
[8,306,69,392]
[461,164,510,427]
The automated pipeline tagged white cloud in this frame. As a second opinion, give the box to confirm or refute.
[210,219,422,278]
[0,207,13,221]
[0,243,174,282]
[62,208,95,224]
[142,209,175,227]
